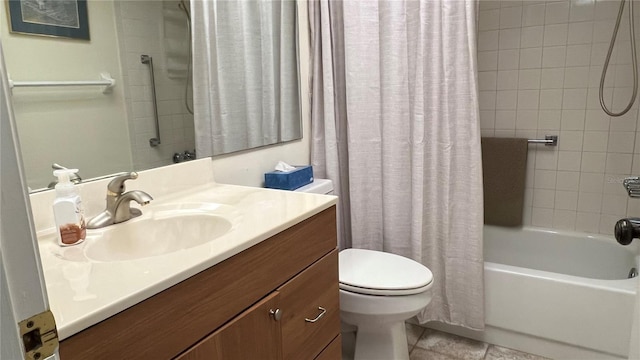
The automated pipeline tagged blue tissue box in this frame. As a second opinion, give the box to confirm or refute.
[264,165,313,190]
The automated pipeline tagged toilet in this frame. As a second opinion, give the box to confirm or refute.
[295,179,434,360]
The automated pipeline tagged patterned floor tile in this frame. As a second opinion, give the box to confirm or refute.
[410,346,461,360]
[406,323,426,349]
[484,345,552,360]
[343,324,547,360]
[414,328,489,360]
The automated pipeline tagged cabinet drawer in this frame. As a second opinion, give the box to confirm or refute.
[315,334,342,360]
[278,249,340,360]
[176,292,282,360]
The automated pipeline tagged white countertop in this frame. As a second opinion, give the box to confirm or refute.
[36,182,337,340]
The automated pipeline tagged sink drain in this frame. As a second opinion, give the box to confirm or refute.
[629,267,638,278]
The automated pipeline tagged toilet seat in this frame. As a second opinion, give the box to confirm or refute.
[339,248,433,296]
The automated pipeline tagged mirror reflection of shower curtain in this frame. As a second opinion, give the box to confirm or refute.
[191,0,300,156]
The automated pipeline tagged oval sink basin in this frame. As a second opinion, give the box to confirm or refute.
[84,212,232,262]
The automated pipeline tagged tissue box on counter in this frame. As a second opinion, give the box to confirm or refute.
[264,165,313,190]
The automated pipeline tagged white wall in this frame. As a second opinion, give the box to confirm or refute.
[0,1,132,190]
[478,0,640,236]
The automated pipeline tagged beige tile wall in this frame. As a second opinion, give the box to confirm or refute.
[478,0,640,235]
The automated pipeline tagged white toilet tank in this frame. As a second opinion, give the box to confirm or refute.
[294,179,334,195]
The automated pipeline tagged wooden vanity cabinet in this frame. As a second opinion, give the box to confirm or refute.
[177,250,340,360]
[59,206,340,360]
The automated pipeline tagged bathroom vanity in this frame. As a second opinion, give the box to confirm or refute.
[29,160,340,359]
[58,207,339,359]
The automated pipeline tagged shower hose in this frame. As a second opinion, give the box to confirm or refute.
[600,0,638,117]
[179,0,194,115]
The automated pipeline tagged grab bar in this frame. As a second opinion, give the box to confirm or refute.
[141,55,161,147]
[528,135,558,146]
[8,73,115,94]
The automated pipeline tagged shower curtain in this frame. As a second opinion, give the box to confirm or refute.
[310,0,485,329]
[191,0,299,156]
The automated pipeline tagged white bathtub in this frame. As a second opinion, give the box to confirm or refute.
[429,226,639,360]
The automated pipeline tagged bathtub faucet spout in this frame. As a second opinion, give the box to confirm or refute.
[614,217,640,245]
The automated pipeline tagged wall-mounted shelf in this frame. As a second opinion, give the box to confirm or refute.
[8,73,116,94]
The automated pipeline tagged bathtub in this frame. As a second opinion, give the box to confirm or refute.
[428,226,639,359]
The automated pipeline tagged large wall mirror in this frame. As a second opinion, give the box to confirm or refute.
[1,0,302,191]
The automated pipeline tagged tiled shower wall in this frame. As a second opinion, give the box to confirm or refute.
[478,0,640,235]
[114,1,196,171]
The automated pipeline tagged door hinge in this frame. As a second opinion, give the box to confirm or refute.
[18,310,58,360]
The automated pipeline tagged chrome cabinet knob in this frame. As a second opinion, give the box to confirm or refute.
[269,308,282,321]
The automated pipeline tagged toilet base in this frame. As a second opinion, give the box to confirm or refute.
[353,321,409,360]
[340,287,433,360]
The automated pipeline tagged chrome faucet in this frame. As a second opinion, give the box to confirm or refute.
[87,172,153,229]
[622,177,640,197]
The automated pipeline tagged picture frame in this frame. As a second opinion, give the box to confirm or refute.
[7,0,89,40]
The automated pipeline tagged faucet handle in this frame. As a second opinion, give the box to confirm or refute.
[107,172,138,195]
[623,177,640,198]
[614,217,640,245]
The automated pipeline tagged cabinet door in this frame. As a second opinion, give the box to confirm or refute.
[278,250,340,360]
[176,292,282,360]
[314,334,342,360]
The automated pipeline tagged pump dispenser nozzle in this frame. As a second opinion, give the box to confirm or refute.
[53,168,78,183]
[53,169,79,196]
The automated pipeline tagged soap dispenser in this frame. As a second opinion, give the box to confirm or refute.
[52,169,86,246]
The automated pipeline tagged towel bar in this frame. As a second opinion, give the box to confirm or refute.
[528,135,557,146]
[8,73,116,94]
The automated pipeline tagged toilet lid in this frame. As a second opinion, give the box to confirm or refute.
[339,248,433,296]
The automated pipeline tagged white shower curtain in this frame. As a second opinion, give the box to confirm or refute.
[310,0,485,329]
[191,0,299,156]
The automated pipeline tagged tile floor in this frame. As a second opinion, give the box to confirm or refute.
[342,323,552,360]
[405,323,551,360]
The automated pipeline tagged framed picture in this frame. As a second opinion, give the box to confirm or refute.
[7,0,89,40]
